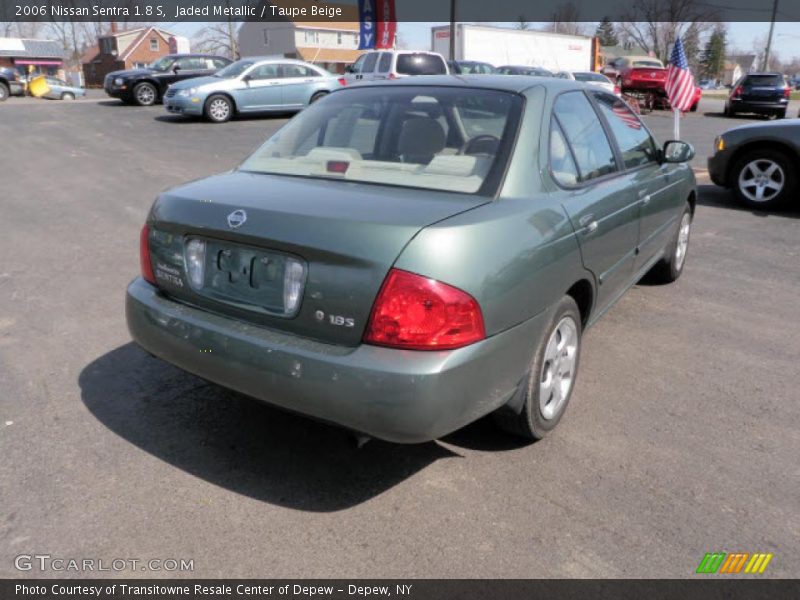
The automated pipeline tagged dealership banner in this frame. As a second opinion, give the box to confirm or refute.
[357,0,376,50]
[375,0,397,50]
[3,579,800,600]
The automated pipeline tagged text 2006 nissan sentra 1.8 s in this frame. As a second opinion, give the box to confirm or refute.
[126,76,696,443]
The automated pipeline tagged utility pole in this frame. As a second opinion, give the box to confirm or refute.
[449,0,456,61]
[763,0,778,71]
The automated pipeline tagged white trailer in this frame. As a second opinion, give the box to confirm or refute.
[432,24,596,73]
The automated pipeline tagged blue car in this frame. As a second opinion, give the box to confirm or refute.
[42,77,86,100]
[164,58,343,123]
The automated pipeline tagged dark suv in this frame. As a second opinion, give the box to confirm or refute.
[104,54,231,106]
[0,67,24,101]
[724,73,790,119]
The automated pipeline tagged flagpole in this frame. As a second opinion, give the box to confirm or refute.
[673,108,680,139]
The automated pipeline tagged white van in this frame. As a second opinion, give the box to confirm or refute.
[344,51,449,84]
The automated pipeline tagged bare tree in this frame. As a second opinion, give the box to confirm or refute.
[548,3,586,36]
[0,21,44,38]
[617,0,718,64]
[191,23,241,60]
[516,16,530,30]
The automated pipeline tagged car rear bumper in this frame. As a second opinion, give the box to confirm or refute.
[729,99,788,113]
[126,277,545,443]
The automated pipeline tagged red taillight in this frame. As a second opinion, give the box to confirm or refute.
[337,77,346,86]
[784,86,791,99]
[363,269,485,351]
[140,224,156,285]
[733,86,743,98]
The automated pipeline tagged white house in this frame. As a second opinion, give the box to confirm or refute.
[238,1,364,73]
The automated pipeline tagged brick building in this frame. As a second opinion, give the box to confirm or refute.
[82,26,176,87]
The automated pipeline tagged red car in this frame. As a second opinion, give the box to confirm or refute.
[604,55,701,111]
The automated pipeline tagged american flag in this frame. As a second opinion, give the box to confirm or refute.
[666,37,696,112]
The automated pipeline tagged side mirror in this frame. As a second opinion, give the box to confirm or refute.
[344,65,354,74]
[242,74,252,83]
[662,140,695,163]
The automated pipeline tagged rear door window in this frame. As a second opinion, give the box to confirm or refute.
[377,52,392,74]
[553,91,618,182]
[396,54,447,75]
[744,74,784,86]
[592,93,657,169]
[361,52,379,75]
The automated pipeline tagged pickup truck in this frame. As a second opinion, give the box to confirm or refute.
[0,67,24,101]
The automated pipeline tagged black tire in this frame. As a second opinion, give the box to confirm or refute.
[648,202,692,283]
[61,92,75,101]
[309,91,328,104]
[723,104,733,117]
[0,82,9,102]
[204,94,234,123]
[494,296,582,441]
[132,82,157,106]
[730,148,796,210]
[690,102,698,112]
[776,109,786,119]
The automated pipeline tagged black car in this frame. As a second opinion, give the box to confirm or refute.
[708,120,800,209]
[0,66,24,101]
[104,54,232,106]
[447,60,496,75]
[497,65,553,77]
[724,72,790,119]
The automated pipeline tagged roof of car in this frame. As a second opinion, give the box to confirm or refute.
[350,74,584,94]
[236,57,317,65]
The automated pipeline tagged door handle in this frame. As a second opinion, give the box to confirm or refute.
[579,214,598,234]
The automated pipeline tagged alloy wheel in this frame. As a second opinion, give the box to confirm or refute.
[209,98,230,121]
[136,85,155,105]
[539,316,579,420]
[738,159,785,202]
[675,212,691,270]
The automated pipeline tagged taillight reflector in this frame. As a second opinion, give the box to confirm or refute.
[364,269,485,351]
[140,224,156,285]
[337,77,346,86]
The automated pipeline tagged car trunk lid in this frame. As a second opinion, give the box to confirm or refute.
[146,171,490,346]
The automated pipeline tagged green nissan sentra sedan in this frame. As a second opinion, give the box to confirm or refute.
[127,76,696,443]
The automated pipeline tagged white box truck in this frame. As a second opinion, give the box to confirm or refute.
[432,24,597,73]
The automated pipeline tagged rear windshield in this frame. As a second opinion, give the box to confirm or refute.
[632,60,663,68]
[396,54,447,75]
[239,86,522,195]
[574,72,610,83]
[744,74,784,86]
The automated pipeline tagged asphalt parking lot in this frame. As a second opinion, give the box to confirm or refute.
[1,92,799,579]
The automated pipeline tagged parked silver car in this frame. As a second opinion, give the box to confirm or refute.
[41,77,86,100]
[164,58,343,123]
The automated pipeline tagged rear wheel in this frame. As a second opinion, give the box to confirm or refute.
[690,102,698,112]
[494,296,581,441]
[731,148,795,210]
[61,92,75,101]
[0,82,9,102]
[205,94,233,123]
[648,202,692,283]
[133,82,157,106]
[776,109,786,119]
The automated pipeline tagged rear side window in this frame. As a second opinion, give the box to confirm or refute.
[377,53,392,73]
[396,54,447,75]
[593,93,657,169]
[744,74,784,86]
[281,64,317,78]
[549,119,580,186]
[553,92,617,182]
[362,52,379,74]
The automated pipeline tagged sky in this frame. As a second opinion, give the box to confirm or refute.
[164,21,800,61]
